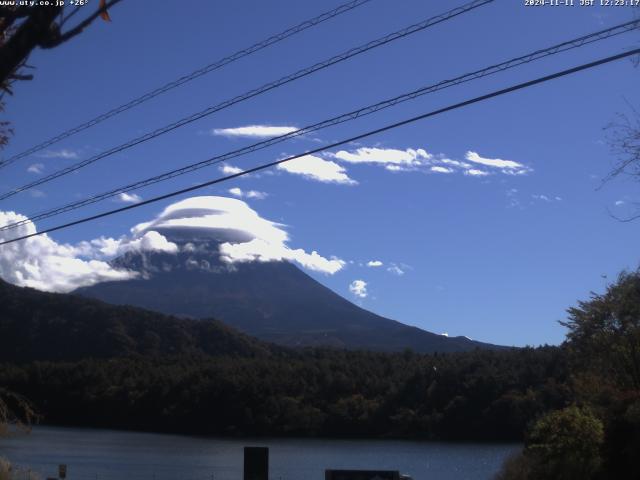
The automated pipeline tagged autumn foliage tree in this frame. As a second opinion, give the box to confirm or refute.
[496,270,640,480]
[562,271,640,391]
[0,388,37,436]
[526,406,605,479]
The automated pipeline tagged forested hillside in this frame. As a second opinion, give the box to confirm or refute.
[0,279,273,361]
[0,278,567,441]
[0,348,568,440]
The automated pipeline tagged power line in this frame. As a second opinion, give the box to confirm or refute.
[0,0,496,200]
[1,19,637,234]
[2,47,638,246]
[0,0,374,169]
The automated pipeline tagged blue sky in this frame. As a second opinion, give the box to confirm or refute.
[1,0,640,346]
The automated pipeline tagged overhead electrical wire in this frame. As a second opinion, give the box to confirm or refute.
[1,47,638,246]
[0,0,496,200]
[1,19,637,234]
[0,0,374,169]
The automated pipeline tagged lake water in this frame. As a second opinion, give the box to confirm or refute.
[1,426,520,480]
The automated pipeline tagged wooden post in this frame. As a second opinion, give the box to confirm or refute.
[243,447,268,480]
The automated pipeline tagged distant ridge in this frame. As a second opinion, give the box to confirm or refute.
[0,278,273,362]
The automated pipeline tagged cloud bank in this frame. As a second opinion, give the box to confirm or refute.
[0,196,347,292]
[0,211,137,293]
[220,239,344,274]
[333,147,431,171]
[271,147,532,184]
[208,121,532,185]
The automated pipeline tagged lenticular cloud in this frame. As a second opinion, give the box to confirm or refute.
[132,196,289,245]
[131,196,345,274]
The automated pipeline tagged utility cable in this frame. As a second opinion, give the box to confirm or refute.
[1,47,637,246]
[0,0,495,199]
[1,19,637,233]
[0,0,374,169]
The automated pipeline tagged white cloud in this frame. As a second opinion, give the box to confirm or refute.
[437,158,472,169]
[506,188,521,208]
[116,192,142,204]
[0,211,137,293]
[465,169,489,177]
[316,146,533,181]
[277,155,356,185]
[220,239,344,274]
[247,191,267,199]
[37,149,79,159]
[219,164,244,175]
[349,279,368,298]
[367,260,383,267]
[117,231,178,256]
[330,147,532,179]
[532,194,562,203]
[27,163,44,174]
[73,237,122,258]
[615,200,625,206]
[212,125,298,138]
[228,187,268,199]
[133,196,345,275]
[465,151,531,175]
[75,231,179,259]
[430,166,453,174]
[506,189,562,208]
[387,264,405,276]
[132,196,286,245]
[333,147,431,167]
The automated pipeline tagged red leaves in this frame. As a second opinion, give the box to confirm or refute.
[99,0,112,22]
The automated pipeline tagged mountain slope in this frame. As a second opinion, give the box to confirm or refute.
[76,245,498,353]
[0,279,273,362]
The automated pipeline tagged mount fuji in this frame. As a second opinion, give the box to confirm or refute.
[75,196,499,353]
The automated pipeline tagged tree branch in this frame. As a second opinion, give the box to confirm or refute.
[0,6,33,21]
[40,0,124,49]
[0,6,61,86]
[0,6,33,37]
